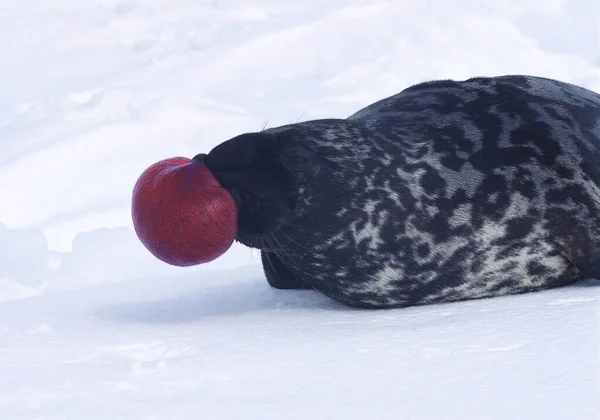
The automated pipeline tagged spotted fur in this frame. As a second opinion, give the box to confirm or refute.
[207,75,600,309]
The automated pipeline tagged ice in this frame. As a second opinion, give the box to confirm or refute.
[1,0,599,418]
[50,227,257,292]
[0,222,51,287]
[1,267,599,419]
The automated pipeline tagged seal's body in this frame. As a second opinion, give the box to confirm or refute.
[206,75,600,308]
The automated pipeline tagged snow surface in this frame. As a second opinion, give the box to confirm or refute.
[1,0,600,418]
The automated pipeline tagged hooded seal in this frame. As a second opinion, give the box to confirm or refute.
[200,74,600,309]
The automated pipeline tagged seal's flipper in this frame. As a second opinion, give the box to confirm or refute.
[261,251,310,290]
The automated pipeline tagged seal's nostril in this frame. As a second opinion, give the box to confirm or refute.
[286,196,297,213]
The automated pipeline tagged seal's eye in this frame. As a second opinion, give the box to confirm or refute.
[281,146,313,172]
[287,155,308,166]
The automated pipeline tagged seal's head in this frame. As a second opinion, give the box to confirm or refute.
[204,123,333,249]
[204,119,388,306]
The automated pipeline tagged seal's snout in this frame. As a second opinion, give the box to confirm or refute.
[199,129,312,248]
[192,153,208,165]
[206,132,278,173]
[229,187,242,209]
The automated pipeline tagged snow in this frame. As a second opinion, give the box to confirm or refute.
[1,0,599,418]
[2,269,600,419]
